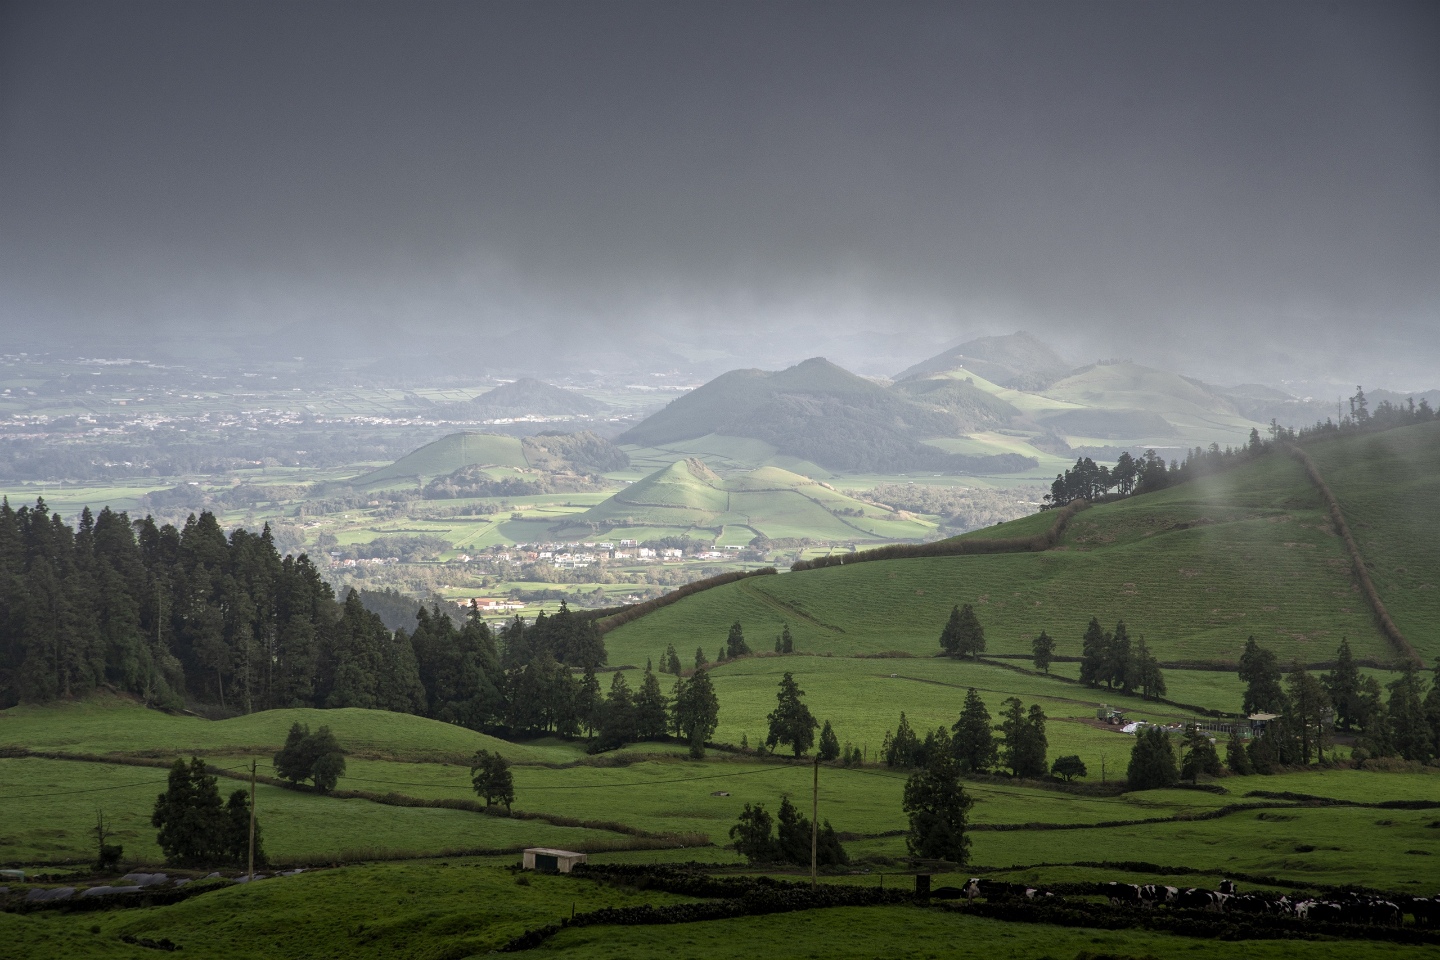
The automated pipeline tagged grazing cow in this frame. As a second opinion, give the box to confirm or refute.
[1407,896,1440,927]
[1226,894,1272,916]
[1106,882,1142,907]
[963,879,983,902]
[1218,879,1237,895]
[1175,888,1227,912]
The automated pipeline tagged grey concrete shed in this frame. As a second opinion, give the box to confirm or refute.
[522,848,587,873]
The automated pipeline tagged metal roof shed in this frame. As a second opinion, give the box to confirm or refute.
[522,848,587,874]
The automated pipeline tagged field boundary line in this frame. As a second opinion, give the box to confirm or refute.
[1289,445,1421,666]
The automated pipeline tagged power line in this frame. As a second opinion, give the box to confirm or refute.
[340,764,802,792]
[1,763,251,800]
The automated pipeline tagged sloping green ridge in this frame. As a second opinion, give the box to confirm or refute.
[604,440,1427,668]
[1302,421,1440,656]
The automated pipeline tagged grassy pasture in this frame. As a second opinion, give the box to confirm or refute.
[1,859,699,960]
[1304,421,1440,658]
[535,904,1436,960]
[606,448,1396,668]
[0,757,613,865]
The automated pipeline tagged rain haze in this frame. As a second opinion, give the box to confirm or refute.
[2,0,1436,388]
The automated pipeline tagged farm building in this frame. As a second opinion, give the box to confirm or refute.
[522,848,587,874]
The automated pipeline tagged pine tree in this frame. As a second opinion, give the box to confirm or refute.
[951,687,996,773]
[766,672,817,756]
[726,621,750,659]
[665,643,682,676]
[818,719,840,762]
[671,668,720,758]
[1286,662,1332,764]
[634,666,670,741]
[1079,617,1108,687]
[1135,637,1166,701]
[576,665,603,737]
[938,605,963,656]
[902,727,972,864]
[1225,731,1253,775]
[999,698,1046,778]
[1387,664,1432,762]
[1108,620,1133,690]
[940,604,985,659]
[883,711,919,767]
[1127,727,1178,790]
[1323,638,1362,730]
[151,756,226,866]
[595,671,637,751]
[729,803,778,863]
[780,623,794,654]
[1238,637,1287,715]
[694,646,709,671]
[1031,630,1056,674]
[1179,725,1222,782]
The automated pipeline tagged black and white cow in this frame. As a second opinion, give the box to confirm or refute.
[1106,882,1142,907]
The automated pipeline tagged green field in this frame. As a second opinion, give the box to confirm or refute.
[604,444,1427,667]
[558,459,934,543]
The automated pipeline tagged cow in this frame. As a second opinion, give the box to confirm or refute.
[1106,882,1142,907]
[1407,896,1440,927]
[1218,879,1237,895]
[1175,888,1226,912]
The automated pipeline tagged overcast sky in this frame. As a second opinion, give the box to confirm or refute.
[2,0,1436,384]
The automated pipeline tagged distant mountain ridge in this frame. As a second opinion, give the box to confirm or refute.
[618,358,1036,474]
[895,331,1073,388]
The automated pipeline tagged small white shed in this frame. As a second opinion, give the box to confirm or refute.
[522,847,587,874]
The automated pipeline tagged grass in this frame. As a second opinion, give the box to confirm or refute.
[0,757,614,865]
[558,459,934,543]
[1303,421,1440,659]
[351,432,529,486]
[0,858,699,960]
[606,447,1399,668]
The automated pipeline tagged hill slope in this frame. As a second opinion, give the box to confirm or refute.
[1036,362,1261,445]
[895,331,1073,388]
[554,458,934,542]
[605,429,1437,669]
[434,378,607,418]
[618,358,1035,474]
[353,432,529,485]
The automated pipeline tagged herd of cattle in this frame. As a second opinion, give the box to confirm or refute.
[955,876,1440,928]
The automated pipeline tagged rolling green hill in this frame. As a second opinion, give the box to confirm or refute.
[351,432,529,486]
[554,459,935,543]
[893,331,1073,388]
[433,377,607,418]
[605,429,1437,669]
[1035,362,1262,446]
[618,358,1034,474]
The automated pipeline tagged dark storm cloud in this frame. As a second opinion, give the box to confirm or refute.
[1,0,1436,381]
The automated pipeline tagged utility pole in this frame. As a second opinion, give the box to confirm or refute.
[810,755,819,890]
[248,760,257,881]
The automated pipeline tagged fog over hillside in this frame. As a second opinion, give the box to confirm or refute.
[2,1,1435,389]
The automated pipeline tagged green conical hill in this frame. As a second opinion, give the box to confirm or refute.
[352,432,528,486]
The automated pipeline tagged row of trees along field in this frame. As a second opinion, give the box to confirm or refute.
[1043,388,1438,509]
[0,501,618,736]
[1237,637,1440,767]
[881,690,1055,779]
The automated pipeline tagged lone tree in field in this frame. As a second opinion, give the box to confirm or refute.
[766,671,818,757]
[726,621,751,659]
[951,688,996,773]
[1051,755,1088,782]
[939,604,985,659]
[780,623,794,654]
[1127,727,1179,790]
[902,727,973,864]
[671,668,721,758]
[273,723,347,793]
[1031,631,1056,674]
[470,749,514,810]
